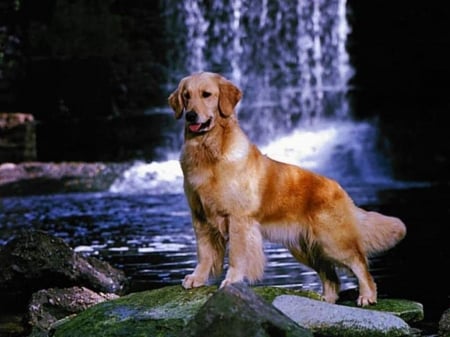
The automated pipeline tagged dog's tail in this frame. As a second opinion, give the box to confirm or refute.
[355,207,407,256]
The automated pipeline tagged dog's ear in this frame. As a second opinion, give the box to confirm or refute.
[168,78,186,119]
[218,78,242,117]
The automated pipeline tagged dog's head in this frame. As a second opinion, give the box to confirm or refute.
[168,72,242,134]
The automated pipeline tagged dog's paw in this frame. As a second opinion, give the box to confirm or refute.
[321,293,338,304]
[220,274,245,288]
[357,295,377,307]
[219,278,232,288]
[182,274,206,289]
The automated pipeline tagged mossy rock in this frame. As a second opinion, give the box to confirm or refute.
[339,298,424,323]
[53,285,217,337]
[52,285,422,337]
[253,285,322,303]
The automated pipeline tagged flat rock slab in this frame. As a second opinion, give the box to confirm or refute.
[273,295,412,337]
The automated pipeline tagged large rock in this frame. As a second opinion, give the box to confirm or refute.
[0,230,127,309]
[0,112,36,162]
[182,283,312,337]
[50,284,423,337]
[0,161,129,196]
[28,286,119,332]
[274,295,413,337]
[52,285,217,337]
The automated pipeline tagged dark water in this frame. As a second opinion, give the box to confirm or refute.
[1,183,448,330]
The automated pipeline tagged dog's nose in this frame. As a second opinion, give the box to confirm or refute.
[185,110,197,122]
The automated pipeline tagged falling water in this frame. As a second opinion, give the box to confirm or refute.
[164,0,352,131]
[111,0,394,194]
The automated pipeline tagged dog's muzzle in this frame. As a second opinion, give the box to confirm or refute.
[185,110,212,133]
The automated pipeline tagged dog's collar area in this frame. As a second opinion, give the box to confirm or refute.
[188,118,212,133]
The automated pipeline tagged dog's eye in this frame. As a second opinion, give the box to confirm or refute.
[183,92,190,100]
[202,91,212,98]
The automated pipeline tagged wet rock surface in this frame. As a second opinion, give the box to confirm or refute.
[28,286,119,333]
[50,284,425,337]
[183,283,312,337]
[0,161,130,196]
[0,230,128,310]
[274,295,413,337]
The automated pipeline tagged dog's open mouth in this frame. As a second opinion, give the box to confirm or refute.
[188,118,212,133]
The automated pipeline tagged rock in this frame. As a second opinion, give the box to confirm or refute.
[52,285,217,337]
[28,286,119,333]
[0,161,130,196]
[182,283,313,337]
[439,308,450,337]
[273,295,413,337]
[339,298,424,323]
[0,112,36,162]
[0,230,127,309]
[50,284,423,337]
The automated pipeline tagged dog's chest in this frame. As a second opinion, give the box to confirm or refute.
[182,159,258,214]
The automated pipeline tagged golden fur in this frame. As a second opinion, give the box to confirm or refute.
[168,72,406,306]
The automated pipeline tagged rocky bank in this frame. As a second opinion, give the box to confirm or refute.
[0,231,448,337]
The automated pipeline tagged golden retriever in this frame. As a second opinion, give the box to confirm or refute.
[168,72,406,306]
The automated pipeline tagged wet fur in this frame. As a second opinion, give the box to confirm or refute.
[168,72,406,306]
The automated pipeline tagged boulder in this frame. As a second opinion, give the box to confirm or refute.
[52,285,217,337]
[50,284,423,337]
[0,112,36,162]
[182,283,312,337]
[0,230,127,310]
[273,295,413,337]
[28,286,119,332]
[0,161,129,196]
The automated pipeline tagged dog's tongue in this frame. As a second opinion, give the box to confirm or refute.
[189,124,202,132]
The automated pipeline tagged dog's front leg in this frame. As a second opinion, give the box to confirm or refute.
[220,218,265,288]
[183,219,226,289]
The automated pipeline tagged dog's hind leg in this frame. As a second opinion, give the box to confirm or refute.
[183,219,226,289]
[321,239,377,306]
[344,253,377,306]
[289,247,341,303]
[317,262,341,304]
[220,218,265,288]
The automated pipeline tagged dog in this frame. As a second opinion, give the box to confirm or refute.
[168,72,406,306]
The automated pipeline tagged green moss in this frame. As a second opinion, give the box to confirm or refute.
[339,298,424,323]
[54,286,217,337]
[253,286,322,303]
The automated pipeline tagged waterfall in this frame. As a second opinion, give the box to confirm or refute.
[164,0,353,137]
[110,0,394,195]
